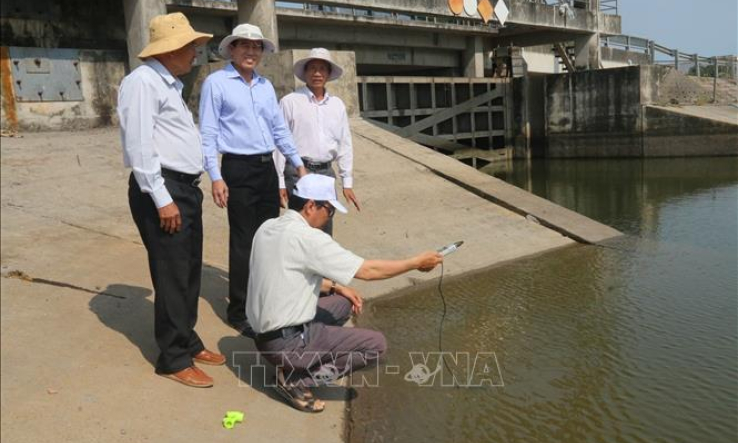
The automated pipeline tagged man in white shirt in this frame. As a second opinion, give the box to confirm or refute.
[118,13,225,388]
[276,48,360,236]
[247,174,443,412]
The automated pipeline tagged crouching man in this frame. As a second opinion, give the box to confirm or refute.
[246,174,442,412]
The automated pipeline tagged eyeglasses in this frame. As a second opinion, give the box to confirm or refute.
[232,40,263,51]
[316,202,336,218]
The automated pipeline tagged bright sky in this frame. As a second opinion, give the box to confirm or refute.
[619,0,738,57]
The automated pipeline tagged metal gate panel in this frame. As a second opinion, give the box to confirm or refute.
[8,47,83,102]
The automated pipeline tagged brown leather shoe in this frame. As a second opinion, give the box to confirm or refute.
[193,349,226,366]
[160,366,213,388]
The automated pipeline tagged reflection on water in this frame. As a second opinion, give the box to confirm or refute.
[351,158,738,443]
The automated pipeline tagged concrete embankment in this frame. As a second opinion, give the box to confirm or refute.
[1,124,619,443]
[544,65,738,158]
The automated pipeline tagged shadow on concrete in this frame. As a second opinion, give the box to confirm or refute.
[200,263,230,325]
[88,284,158,367]
[87,264,233,370]
[219,334,356,405]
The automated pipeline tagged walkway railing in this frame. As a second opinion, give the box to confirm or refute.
[533,0,618,14]
[602,34,738,80]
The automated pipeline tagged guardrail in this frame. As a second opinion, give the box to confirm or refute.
[533,0,618,14]
[602,35,737,80]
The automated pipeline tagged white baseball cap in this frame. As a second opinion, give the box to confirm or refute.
[293,174,348,214]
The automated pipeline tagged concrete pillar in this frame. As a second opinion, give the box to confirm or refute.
[574,33,600,70]
[674,49,679,71]
[463,36,484,78]
[713,57,718,102]
[122,0,167,70]
[237,0,279,51]
[693,54,700,77]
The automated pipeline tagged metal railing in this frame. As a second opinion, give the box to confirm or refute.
[602,34,737,80]
[600,0,618,14]
[531,0,617,14]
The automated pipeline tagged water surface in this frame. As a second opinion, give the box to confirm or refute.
[350,158,738,443]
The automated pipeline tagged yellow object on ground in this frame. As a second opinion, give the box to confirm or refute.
[222,411,244,429]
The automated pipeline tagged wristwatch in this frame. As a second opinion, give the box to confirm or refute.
[329,280,336,296]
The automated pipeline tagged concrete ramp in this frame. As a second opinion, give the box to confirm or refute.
[643,105,738,157]
[342,118,621,300]
[649,105,738,126]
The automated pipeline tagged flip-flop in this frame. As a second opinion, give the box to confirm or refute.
[274,379,324,413]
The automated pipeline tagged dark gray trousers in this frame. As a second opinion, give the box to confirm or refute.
[255,296,387,387]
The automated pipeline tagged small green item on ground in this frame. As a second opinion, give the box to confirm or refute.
[222,411,244,429]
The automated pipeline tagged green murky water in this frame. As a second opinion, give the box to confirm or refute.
[350,158,738,443]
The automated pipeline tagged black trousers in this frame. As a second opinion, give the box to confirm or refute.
[222,154,280,326]
[128,173,205,374]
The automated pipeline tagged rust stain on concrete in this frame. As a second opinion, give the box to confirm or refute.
[1,46,19,131]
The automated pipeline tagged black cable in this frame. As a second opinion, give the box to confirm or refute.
[437,261,459,387]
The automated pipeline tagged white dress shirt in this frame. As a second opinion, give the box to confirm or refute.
[117,59,204,208]
[276,86,354,189]
[246,210,364,334]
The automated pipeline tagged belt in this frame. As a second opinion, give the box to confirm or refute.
[301,157,332,170]
[161,168,201,187]
[256,324,306,342]
[223,152,273,163]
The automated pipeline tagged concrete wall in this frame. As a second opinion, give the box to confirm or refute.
[1,46,358,132]
[0,49,126,131]
[0,0,126,50]
[522,45,558,74]
[511,74,546,158]
[544,65,738,157]
[545,66,643,157]
[601,47,650,68]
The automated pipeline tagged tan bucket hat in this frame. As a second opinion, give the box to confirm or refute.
[218,24,277,60]
[138,13,213,59]
[293,48,343,83]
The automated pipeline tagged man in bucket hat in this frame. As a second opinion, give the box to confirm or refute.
[246,174,443,412]
[117,13,225,388]
[276,48,360,236]
[199,24,307,338]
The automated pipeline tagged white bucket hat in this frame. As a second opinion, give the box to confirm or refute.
[218,23,276,60]
[293,174,348,214]
[293,48,344,83]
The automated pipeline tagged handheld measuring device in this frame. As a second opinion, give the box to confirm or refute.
[437,241,464,256]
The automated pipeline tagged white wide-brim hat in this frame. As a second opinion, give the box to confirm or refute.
[218,23,276,60]
[293,174,348,214]
[293,48,343,83]
[138,12,212,59]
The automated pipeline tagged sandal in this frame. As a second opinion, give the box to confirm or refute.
[272,374,314,400]
[274,379,324,413]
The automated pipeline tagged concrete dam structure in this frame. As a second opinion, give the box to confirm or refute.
[2,0,735,158]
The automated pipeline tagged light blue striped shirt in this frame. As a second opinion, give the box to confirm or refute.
[199,64,303,181]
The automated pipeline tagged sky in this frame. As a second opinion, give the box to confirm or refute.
[619,0,738,57]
